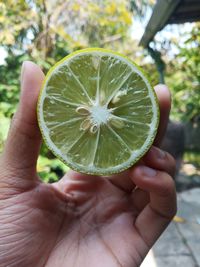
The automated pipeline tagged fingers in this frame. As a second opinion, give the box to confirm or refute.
[131,146,175,213]
[53,170,108,206]
[1,61,45,174]
[108,169,135,192]
[132,166,176,215]
[154,84,171,146]
[143,146,176,177]
[130,165,177,247]
[131,188,149,212]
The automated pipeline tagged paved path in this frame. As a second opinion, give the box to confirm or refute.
[141,188,200,267]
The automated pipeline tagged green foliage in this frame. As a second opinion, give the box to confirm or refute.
[0,54,27,116]
[0,113,10,153]
[142,62,160,86]
[37,155,69,183]
[166,24,200,121]
[130,0,155,17]
[0,0,36,46]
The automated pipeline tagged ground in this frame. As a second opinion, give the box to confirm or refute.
[141,186,200,267]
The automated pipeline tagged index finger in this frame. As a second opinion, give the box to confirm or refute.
[153,84,171,147]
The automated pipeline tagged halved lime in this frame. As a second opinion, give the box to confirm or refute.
[37,48,159,175]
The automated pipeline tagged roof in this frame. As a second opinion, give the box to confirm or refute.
[140,0,200,47]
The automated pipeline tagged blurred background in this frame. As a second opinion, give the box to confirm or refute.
[0,0,200,266]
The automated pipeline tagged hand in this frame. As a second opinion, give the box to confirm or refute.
[0,62,176,267]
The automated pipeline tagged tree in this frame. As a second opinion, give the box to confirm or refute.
[166,23,200,122]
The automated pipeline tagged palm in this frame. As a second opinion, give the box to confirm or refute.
[0,172,149,267]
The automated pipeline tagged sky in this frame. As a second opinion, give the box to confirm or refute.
[131,8,194,57]
[0,48,7,65]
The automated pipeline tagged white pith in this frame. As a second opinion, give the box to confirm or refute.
[90,105,111,125]
[76,103,118,134]
[38,50,159,175]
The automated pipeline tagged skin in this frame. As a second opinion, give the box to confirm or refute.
[0,61,177,267]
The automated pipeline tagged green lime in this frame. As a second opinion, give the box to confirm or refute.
[37,48,159,175]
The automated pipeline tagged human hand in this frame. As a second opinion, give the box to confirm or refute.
[0,62,176,267]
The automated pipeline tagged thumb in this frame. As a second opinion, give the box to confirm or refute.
[2,61,45,174]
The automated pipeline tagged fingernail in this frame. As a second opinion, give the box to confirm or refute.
[20,61,27,85]
[154,84,169,91]
[154,147,166,159]
[140,166,157,177]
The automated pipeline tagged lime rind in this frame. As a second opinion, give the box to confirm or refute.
[37,48,160,176]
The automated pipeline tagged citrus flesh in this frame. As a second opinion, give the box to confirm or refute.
[37,48,159,175]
